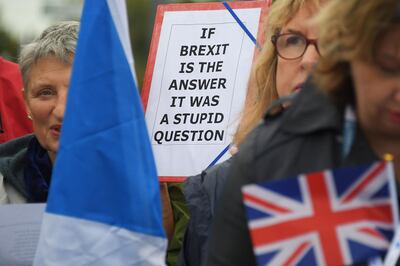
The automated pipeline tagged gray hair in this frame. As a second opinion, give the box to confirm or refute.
[19,21,79,89]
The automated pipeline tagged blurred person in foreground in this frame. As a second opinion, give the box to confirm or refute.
[179,0,325,265]
[206,0,400,265]
[0,57,33,143]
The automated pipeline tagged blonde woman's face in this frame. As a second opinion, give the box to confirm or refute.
[275,4,320,98]
[351,25,400,144]
[25,56,71,163]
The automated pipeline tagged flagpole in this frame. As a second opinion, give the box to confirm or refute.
[383,154,399,266]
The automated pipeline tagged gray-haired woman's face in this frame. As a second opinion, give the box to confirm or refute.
[24,56,71,163]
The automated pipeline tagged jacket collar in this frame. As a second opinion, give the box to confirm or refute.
[0,134,34,199]
[342,126,379,167]
[274,80,379,165]
[279,79,342,135]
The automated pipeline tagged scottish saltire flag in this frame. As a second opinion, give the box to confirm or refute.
[34,0,167,265]
[242,161,398,266]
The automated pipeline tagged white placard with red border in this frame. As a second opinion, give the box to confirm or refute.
[142,1,267,182]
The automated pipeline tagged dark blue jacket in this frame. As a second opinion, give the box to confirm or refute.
[178,157,233,266]
[178,87,298,266]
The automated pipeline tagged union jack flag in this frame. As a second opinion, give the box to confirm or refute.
[242,161,398,266]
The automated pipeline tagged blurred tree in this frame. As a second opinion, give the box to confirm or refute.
[128,0,222,90]
[127,0,248,90]
[127,0,152,91]
[0,25,19,62]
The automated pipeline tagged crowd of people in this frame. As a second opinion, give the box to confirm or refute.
[0,0,399,265]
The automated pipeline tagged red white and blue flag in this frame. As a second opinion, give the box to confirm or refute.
[242,161,398,266]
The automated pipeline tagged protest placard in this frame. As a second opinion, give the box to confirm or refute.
[142,1,266,181]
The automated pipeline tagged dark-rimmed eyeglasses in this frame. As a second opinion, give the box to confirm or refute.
[271,33,321,60]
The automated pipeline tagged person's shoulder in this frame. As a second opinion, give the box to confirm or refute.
[0,57,15,69]
[0,57,21,81]
[0,134,33,162]
[239,82,341,163]
[203,158,233,183]
[186,159,233,188]
[237,103,289,166]
[184,158,235,216]
[0,135,32,202]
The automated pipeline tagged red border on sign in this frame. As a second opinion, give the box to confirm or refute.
[141,1,269,183]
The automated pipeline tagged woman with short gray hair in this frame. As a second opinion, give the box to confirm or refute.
[0,21,79,204]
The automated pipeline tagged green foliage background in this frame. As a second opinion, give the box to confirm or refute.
[0,25,19,62]
[127,0,227,90]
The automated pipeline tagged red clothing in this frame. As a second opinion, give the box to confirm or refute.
[0,57,33,143]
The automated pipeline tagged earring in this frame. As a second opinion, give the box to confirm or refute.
[28,114,32,120]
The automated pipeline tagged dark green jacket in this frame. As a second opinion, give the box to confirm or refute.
[167,182,190,266]
[0,134,33,203]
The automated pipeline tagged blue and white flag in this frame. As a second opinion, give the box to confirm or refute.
[34,0,167,265]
